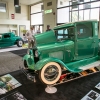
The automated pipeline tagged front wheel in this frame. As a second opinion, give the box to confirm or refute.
[39,62,62,85]
[17,40,23,47]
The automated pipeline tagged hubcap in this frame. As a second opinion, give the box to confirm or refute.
[44,65,59,81]
[19,41,22,46]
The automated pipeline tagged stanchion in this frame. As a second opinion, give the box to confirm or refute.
[45,85,57,94]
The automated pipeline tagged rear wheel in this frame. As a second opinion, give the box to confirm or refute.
[17,40,23,47]
[39,62,62,85]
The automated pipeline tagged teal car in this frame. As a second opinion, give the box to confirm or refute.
[23,20,100,85]
[0,32,23,48]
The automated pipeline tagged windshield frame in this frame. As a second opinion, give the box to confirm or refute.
[54,27,75,41]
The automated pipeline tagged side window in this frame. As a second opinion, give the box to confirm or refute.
[77,22,92,39]
[64,29,68,38]
[55,27,74,40]
[56,29,69,40]
[57,30,63,39]
[3,34,10,38]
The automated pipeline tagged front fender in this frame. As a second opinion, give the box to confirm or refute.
[23,54,35,70]
[34,57,81,73]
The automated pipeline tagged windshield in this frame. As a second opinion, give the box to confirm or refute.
[54,27,74,40]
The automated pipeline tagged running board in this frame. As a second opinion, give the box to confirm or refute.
[51,67,99,87]
[79,61,100,70]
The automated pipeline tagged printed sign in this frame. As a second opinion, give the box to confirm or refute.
[0,74,21,95]
[11,14,15,19]
[0,91,27,100]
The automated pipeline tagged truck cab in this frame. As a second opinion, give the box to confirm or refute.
[54,20,99,61]
[23,20,100,85]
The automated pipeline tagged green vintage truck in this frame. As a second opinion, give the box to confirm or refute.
[0,32,23,48]
[23,20,100,85]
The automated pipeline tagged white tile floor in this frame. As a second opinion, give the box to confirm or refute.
[0,45,26,53]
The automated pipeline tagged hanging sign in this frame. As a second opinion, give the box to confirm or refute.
[44,9,52,14]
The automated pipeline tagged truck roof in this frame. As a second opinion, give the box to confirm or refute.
[54,19,97,30]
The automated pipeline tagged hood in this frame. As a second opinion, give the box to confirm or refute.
[34,30,57,45]
[37,40,74,51]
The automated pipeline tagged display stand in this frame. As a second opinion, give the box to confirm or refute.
[45,85,57,94]
[19,66,99,94]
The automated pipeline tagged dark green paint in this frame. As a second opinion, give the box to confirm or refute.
[0,32,22,48]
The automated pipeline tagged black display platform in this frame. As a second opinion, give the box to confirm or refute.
[0,70,100,100]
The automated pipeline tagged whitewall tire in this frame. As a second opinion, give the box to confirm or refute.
[39,62,62,85]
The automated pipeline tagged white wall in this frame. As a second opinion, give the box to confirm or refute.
[43,0,57,31]
[0,0,30,36]
[0,25,9,33]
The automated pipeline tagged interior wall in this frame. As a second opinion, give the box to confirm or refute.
[0,2,28,20]
[43,0,57,31]
[0,25,9,33]
[0,0,30,36]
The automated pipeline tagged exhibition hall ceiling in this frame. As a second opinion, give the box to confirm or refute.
[2,0,42,5]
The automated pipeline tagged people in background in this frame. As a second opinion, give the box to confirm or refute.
[26,25,36,53]
[46,25,51,32]
[36,27,41,34]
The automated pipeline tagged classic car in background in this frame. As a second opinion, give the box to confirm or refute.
[23,20,100,85]
[0,32,23,48]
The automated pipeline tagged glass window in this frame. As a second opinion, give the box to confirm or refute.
[31,13,43,25]
[91,1,100,8]
[31,3,43,14]
[0,3,6,12]
[72,11,78,22]
[70,6,72,11]
[72,1,78,10]
[34,26,43,33]
[84,9,90,20]
[79,10,83,21]
[57,0,69,8]
[91,0,98,1]
[69,1,72,5]
[79,4,83,10]
[4,34,10,38]
[84,3,91,9]
[77,22,92,39]
[57,29,63,39]
[55,27,74,40]
[84,0,90,2]
[70,12,71,22]
[40,26,43,33]
[90,8,99,21]
[57,8,69,23]
[78,0,84,3]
